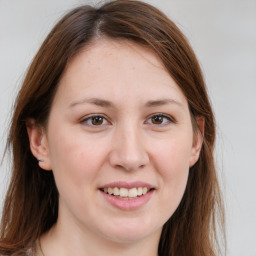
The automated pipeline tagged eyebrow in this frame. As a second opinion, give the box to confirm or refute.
[69,97,183,109]
[69,98,114,108]
[145,99,183,108]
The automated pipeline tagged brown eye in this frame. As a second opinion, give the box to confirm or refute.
[151,115,164,124]
[146,114,173,126]
[81,115,109,127]
[91,116,104,125]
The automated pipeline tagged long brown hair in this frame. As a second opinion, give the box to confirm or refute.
[0,1,225,255]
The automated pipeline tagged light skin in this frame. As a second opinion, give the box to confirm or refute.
[27,39,204,256]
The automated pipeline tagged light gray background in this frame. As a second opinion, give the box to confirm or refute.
[0,0,255,255]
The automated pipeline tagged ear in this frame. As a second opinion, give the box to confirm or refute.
[26,119,52,171]
[189,116,205,167]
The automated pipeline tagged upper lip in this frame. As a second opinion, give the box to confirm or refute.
[100,181,156,189]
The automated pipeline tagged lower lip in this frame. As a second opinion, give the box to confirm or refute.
[99,190,154,210]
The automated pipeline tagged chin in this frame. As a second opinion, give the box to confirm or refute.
[102,218,161,244]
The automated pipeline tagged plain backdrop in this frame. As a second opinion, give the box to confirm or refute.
[0,0,255,255]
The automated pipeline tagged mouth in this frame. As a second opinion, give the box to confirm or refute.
[99,187,155,200]
[99,181,156,210]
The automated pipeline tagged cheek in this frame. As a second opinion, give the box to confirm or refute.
[152,135,192,211]
[154,134,192,175]
[47,129,109,189]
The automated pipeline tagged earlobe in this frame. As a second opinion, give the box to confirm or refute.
[26,119,52,171]
[189,116,205,167]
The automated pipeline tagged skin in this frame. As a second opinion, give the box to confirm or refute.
[27,39,203,256]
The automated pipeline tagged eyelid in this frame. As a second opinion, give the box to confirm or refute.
[80,114,111,127]
[145,113,176,125]
[79,113,175,128]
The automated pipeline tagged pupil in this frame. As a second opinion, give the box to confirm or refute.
[92,117,103,125]
[153,116,163,124]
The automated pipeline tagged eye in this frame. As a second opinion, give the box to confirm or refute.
[146,113,174,126]
[80,115,110,127]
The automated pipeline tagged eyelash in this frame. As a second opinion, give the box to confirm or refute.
[80,113,175,128]
[80,114,110,127]
[145,113,175,126]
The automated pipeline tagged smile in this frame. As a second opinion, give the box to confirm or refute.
[99,182,155,210]
[101,187,152,199]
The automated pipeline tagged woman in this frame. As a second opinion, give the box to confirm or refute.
[0,1,225,255]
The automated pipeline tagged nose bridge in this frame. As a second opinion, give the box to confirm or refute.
[109,120,149,171]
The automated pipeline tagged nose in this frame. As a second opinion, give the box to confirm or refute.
[109,125,149,171]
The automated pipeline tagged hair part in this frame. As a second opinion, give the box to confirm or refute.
[0,1,225,255]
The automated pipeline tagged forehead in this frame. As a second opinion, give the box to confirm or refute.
[66,38,167,81]
[53,38,188,108]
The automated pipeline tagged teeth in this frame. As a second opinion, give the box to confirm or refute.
[128,188,137,198]
[103,187,150,198]
[120,188,128,197]
[113,187,119,196]
[142,187,148,195]
[108,187,113,195]
[137,187,143,196]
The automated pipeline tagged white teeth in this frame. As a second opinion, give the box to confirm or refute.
[108,187,113,195]
[128,188,137,198]
[113,187,119,196]
[103,187,150,198]
[137,187,143,196]
[120,188,128,197]
[142,187,148,195]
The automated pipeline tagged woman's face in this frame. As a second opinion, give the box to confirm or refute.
[33,39,203,244]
